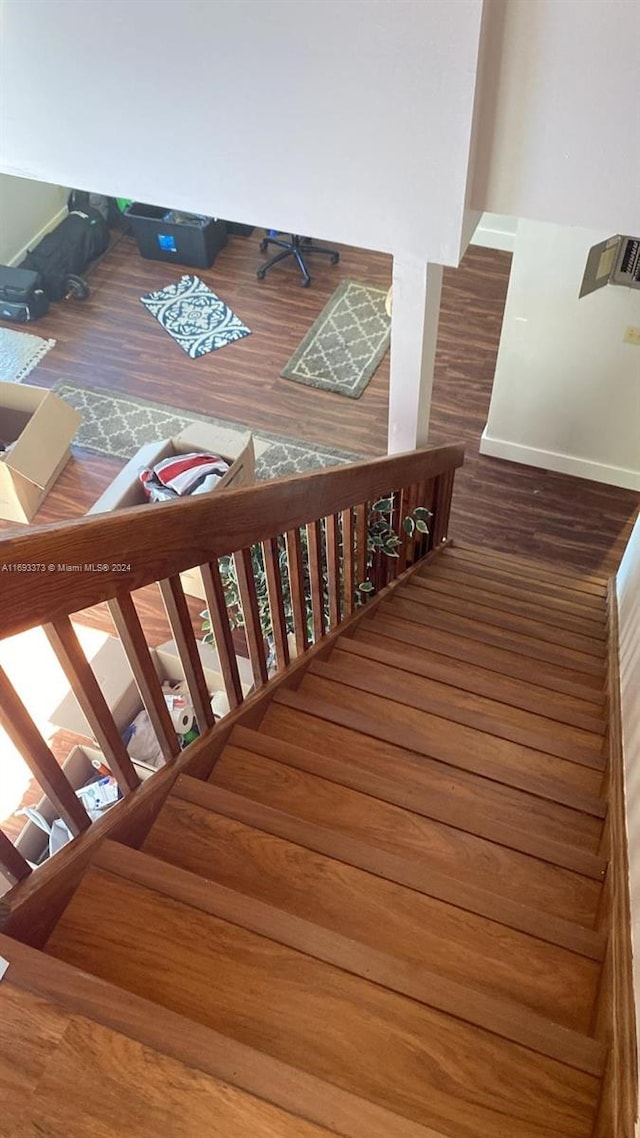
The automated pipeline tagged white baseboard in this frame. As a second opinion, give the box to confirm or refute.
[471,214,517,253]
[479,429,640,491]
[8,204,69,266]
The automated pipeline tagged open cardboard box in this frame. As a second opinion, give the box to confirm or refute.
[49,634,254,744]
[89,421,269,600]
[10,742,149,877]
[13,743,104,869]
[0,382,82,523]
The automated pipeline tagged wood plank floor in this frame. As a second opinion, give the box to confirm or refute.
[27,544,613,1138]
[0,231,635,575]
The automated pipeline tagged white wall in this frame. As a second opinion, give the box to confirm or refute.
[0,174,67,265]
[0,0,483,267]
[472,0,640,235]
[617,514,640,1137]
[480,219,640,491]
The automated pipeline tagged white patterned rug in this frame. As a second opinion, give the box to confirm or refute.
[140,274,251,358]
[52,381,364,480]
[281,279,390,399]
[0,327,56,383]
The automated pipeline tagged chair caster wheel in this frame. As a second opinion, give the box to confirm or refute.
[257,268,266,281]
[331,253,340,265]
[259,239,269,253]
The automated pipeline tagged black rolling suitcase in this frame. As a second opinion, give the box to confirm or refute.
[20,206,109,302]
[0,266,49,323]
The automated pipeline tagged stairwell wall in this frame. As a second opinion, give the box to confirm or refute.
[616,511,640,1132]
[0,174,67,265]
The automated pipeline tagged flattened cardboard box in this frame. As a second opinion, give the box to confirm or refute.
[0,382,82,523]
[89,421,268,599]
[50,635,254,740]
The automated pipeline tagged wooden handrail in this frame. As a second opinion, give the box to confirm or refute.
[0,444,463,638]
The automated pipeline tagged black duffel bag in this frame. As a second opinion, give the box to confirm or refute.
[0,265,50,323]
[20,207,109,302]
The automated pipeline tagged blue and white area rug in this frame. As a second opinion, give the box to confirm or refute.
[0,327,56,383]
[140,274,251,359]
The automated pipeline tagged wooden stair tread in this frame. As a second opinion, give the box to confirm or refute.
[172,776,606,962]
[364,607,606,702]
[398,582,607,659]
[144,793,600,1033]
[410,572,607,637]
[279,679,606,812]
[260,703,604,852]
[317,643,606,768]
[44,863,600,1138]
[384,594,605,676]
[1,984,342,1138]
[210,746,602,926]
[231,724,605,877]
[418,559,607,614]
[94,840,604,1074]
[444,544,609,594]
[351,620,606,733]
[2,932,442,1138]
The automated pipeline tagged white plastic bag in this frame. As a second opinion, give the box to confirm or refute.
[19,807,73,858]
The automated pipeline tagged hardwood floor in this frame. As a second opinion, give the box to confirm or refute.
[0,231,636,573]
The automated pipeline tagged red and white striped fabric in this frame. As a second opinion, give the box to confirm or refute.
[140,452,230,502]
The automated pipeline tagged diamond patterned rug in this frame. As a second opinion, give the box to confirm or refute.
[140,274,251,358]
[281,279,390,399]
[0,327,56,384]
[52,381,364,480]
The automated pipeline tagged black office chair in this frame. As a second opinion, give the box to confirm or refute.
[256,232,340,287]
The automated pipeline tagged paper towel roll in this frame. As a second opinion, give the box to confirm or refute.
[164,694,195,735]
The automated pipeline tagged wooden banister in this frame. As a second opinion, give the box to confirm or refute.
[158,576,215,734]
[0,667,90,836]
[44,618,140,795]
[261,536,290,673]
[0,445,464,638]
[234,548,269,688]
[200,560,244,710]
[108,595,180,764]
[0,443,463,897]
[0,829,31,885]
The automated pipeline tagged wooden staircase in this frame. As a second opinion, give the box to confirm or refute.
[1,539,627,1138]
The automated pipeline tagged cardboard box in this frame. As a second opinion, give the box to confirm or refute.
[0,382,82,523]
[50,636,141,740]
[153,637,254,696]
[50,635,254,741]
[14,744,104,868]
[89,421,268,600]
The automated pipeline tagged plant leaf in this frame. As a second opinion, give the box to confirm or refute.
[403,516,415,537]
[358,580,375,593]
[372,497,393,513]
[415,518,430,533]
[413,507,432,521]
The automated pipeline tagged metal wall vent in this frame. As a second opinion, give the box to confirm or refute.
[580,234,640,298]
